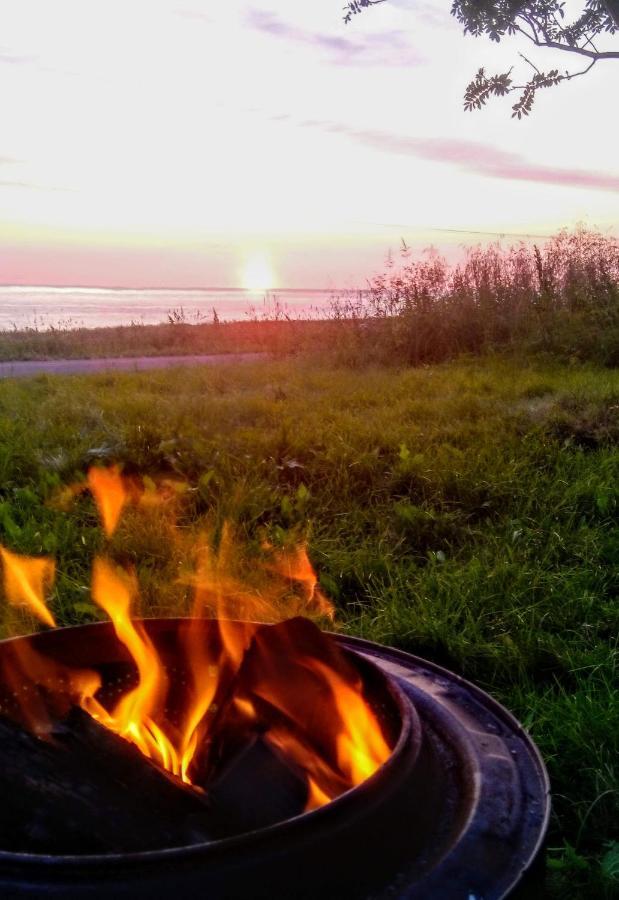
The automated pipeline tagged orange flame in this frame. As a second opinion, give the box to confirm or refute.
[177,527,261,782]
[87,465,128,537]
[309,658,391,785]
[266,544,335,621]
[87,558,182,776]
[235,620,391,806]
[0,466,393,810]
[0,546,57,628]
[0,638,102,736]
[54,466,187,522]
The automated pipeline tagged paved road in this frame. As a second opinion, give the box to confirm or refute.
[0,352,267,379]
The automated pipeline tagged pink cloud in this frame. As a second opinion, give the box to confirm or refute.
[246,10,425,68]
[0,50,36,65]
[301,121,619,193]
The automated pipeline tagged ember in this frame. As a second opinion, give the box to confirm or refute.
[0,465,394,852]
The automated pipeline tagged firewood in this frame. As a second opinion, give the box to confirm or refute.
[197,617,359,813]
[234,616,363,773]
[206,733,308,836]
[0,708,214,854]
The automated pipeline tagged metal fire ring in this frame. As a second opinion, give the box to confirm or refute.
[341,633,551,900]
[0,620,550,899]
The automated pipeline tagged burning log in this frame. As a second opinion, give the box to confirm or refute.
[0,708,215,854]
[207,734,309,835]
[197,617,390,809]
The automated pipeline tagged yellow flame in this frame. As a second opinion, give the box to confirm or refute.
[89,558,181,775]
[0,546,57,628]
[306,777,332,811]
[311,659,390,784]
[88,465,127,537]
[177,526,260,782]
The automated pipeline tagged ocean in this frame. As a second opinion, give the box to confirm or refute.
[0,286,350,331]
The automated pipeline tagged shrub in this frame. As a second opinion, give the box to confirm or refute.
[328,227,619,367]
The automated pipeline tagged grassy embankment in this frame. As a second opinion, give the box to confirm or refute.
[0,356,617,898]
[2,227,618,368]
[0,318,321,361]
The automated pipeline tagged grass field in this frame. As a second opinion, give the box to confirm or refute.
[0,318,317,361]
[0,354,617,897]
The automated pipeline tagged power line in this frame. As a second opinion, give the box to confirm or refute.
[374,224,554,239]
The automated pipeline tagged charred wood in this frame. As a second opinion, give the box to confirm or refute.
[0,708,214,854]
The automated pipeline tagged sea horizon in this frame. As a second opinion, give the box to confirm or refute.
[0,284,367,332]
[0,284,360,293]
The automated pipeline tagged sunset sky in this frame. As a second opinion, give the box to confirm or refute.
[1,0,618,289]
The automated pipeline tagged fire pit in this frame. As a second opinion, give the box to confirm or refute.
[0,468,550,897]
[0,618,550,899]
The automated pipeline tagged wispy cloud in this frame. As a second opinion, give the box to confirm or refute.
[174,9,213,23]
[0,47,73,76]
[0,50,36,66]
[387,0,449,28]
[297,120,619,193]
[246,9,424,67]
[0,180,72,192]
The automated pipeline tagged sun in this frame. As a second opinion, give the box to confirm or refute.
[242,252,276,291]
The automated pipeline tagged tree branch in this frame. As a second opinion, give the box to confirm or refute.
[564,57,598,78]
[528,37,619,58]
[518,51,543,74]
[514,18,540,44]
[345,0,618,116]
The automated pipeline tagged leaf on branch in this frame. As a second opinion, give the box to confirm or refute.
[349,0,618,116]
[342,0,385,25]
[463,67,513,110]
[511,69,564,118]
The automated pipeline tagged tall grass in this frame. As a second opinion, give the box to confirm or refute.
[328,227,619,367]
[0,319,325,362]
[2,228,617,369]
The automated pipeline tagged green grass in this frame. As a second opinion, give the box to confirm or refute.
[0,354,617,897]
[0,318,330,361]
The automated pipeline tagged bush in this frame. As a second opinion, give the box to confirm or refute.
[328,227,619,367]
